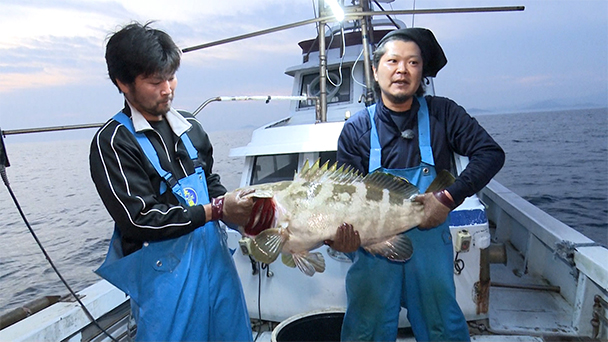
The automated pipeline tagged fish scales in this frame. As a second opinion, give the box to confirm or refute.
[233,159,454,276]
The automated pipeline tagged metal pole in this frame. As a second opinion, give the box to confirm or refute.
[2,96,318,136]
[180,6,524,53]
[360,1,375,106]
[1,123,104,136]
[192,95,315,116]
[318,0,328,122]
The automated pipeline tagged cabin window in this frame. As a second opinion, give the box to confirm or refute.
[299,68,351,109]
[250,154,299,185]
[319,151,337,167]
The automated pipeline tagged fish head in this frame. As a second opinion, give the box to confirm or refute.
[244,197,277,236]
[234,182,294,236]
[234,187,279,236]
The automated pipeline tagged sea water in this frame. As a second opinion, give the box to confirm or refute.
[0,108,606,315]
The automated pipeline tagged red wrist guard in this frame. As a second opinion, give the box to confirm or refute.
[433,190,457,210]
[211,197,224,221]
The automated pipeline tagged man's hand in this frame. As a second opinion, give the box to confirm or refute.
[325,223,361,253]
[221,189,255,227]
[413,191,453,229]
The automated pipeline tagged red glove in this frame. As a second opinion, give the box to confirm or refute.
[212,189,255,227]
[413,190,455,229]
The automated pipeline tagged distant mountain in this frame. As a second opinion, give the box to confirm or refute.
[519,98,606,112]
[467,108,495,115]
[471,93,607,116]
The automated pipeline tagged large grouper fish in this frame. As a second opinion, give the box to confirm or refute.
[232,159,454,276]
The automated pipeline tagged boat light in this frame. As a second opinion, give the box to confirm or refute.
[326,0,345,22]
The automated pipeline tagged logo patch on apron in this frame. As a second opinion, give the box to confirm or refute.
[183,187,198,206]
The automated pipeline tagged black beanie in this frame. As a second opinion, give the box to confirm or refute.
[377,27,447,77]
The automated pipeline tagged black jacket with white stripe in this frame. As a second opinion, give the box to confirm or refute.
[89,104,226,255]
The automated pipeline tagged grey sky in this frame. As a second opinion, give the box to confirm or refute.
[0,0,606,141]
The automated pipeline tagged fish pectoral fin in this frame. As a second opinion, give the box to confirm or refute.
[292,252,326,276]
[424,169,455,193]
[249,228,286,264]
[363,234,414,262]
[281,253,296,268]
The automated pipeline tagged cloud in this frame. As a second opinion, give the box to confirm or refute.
[0,0,605,128]
[0,34,105,93]
[0,69,81,92]
[0,0,317,93]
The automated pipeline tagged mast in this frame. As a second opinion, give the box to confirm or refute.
[317,0,329,122]
[2,5,525,137]
[360,0,375,106]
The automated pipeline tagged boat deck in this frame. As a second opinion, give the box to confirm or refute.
[488,241,576,337]
[395,240,593,342]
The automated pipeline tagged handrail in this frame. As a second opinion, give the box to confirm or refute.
[192,95,316,116]
[1,123,104,136]
[1,96,318,137]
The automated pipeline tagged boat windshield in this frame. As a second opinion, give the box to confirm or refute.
[250,151,337,185]
[298,68,351,109]
[251,154,299,185]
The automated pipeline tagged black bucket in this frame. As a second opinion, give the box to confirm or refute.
[272,310,345,342]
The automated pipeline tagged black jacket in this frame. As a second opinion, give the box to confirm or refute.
[337,96,505,205]
[90,105,226,255]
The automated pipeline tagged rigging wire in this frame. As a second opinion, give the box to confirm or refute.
[326,24,346,89]
[0,164,119,342]
[372,0,401,29]
[351,47,367,89]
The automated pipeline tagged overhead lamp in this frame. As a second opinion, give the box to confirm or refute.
[326,0,345,22]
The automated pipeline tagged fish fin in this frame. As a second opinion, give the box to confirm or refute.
[249,228,286,264]
[363,171,420,199]
[363,234,414,262]
[424,170,456,193]
[297,159,321,181]
[293,252,326,276]
[297,159,363,184]
[281,253,296,268]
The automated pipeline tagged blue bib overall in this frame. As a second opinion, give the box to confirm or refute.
[95,113,252,341]
[341,98,469,341]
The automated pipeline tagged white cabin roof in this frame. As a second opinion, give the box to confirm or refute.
[229,121,345,157]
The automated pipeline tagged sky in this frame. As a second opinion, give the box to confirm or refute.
[0,0,606,142]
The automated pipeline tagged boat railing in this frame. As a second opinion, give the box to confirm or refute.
[480,180,608,298]
[191,95,319,117]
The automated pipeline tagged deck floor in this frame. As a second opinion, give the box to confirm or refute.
[487,242,577,337]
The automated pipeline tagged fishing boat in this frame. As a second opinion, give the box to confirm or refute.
[1,1,606,341]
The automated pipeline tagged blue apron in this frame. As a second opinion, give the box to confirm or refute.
[341,98,469,342]
[95,112,252,341]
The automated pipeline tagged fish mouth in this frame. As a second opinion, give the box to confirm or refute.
[244,198,276,236]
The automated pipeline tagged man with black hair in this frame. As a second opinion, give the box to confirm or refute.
[329,27,505,341]
[90,22,253,341]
